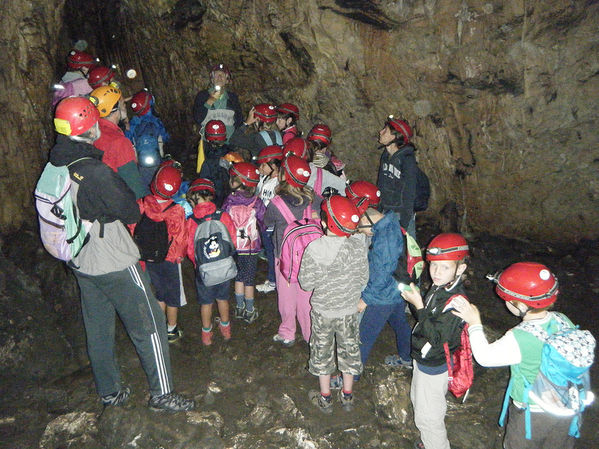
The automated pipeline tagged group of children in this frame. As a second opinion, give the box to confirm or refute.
[52,52,593,449]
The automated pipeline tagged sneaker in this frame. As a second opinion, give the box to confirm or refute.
[256,280,276,293]
[308,390,333,414]
[330,374,343,390]
[272,333,295,347]
[101,387,130,407]
[234,306,245,319]
[167,326,183,343]
[201,329,213,346]
[338,390,354,412]
[384,354,413,368]
[413,439,425,449]
[219,322,231,341]
[148,391,195,412]
[243,308,259,324]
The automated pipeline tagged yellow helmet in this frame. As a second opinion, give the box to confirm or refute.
[89,85,122,117]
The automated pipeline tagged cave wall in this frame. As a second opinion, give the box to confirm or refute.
[1,0,598,242]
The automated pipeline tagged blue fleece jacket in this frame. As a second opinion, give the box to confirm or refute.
[361,211,404,306]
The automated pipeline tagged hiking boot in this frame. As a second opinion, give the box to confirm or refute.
[167,326,183,343]
[256,280,276,293]
[234,306,245,319]
[148,391,195,412]
[219,322,231,341]
[413,439,425,449]
[308,390,333,414]
[273,333,295,347]
[101,387,130,407]
[384,354,413,369]
[243,308,259,324]
[338,390,354,412]
[201,329,213,346]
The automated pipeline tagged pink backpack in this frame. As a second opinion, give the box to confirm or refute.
[270,196,323,284]
[228,197,261,254]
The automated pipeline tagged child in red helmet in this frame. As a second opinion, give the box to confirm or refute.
[275,103,300,144]
[255,145,284,293]
[264,155,323,346]
[307,123,347,179]
[452,262,593,449]
[186,178,237,345]
[222,163,266,323]
[52,49,97,107]
[134,166,187,342]
[298,195,368,414]
[229,103,283,158]
[401,233,471,449]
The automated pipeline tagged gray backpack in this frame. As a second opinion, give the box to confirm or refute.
[192,211,237,286]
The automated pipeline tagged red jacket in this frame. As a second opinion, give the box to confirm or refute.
[186,201,236,267]
[94,119,137,172]
[132,195,187,263]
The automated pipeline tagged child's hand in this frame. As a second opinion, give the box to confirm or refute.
[401,283,423,309]
[451,297,482,325]
[245,107,257,125]
[357,298,367,312]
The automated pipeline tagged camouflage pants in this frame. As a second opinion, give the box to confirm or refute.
[308,310,363,376]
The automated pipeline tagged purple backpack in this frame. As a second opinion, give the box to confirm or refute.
[270,196,323,284]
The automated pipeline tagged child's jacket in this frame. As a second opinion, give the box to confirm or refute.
[411,278,468,368]
[298,234,368,318]
[361,212,405,306]
[136,195,186,263]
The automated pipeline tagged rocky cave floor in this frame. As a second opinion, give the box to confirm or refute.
[1,222,598,449]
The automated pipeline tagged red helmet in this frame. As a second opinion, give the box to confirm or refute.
[283,137,309,160]
[321,195,360,237]
[276,103,299,121]
[66,50,97,70]
[54,97,99,136]
[210,63,232,80]
[308,124,332,146]
[345,181,381,207]
[386,116,413,144]
[254,103,277,123]
[88,66,115,88]
[159,158,182,172]
[426,233,469,261]
[282,155,311,188]
[494,262,559,309]
[205,120,227,142]
[349,196,370,216]
[257,145,284,164]
[130,90,152,115]
[230,162,260,187]
[151,166,182,199]
[188,177,215,195]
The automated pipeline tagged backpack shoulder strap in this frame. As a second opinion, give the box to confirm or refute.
[270,196,295,224]
[259,130,273,146]
[273,131,283,145]
[302,203,313,220]
[314,167,323,196]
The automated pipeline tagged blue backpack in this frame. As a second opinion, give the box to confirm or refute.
[132,120,161,168]
[499,312,595,439]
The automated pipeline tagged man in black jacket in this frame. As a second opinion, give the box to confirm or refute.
[49,97,195,412]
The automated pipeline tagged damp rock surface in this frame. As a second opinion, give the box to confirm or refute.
[0,226,597,449]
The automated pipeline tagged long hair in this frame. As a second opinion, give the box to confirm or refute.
[275,180,314,206]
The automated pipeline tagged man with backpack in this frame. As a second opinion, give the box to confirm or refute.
[44,97,194,412]
[453,262,595,449]
[376,116,429,231]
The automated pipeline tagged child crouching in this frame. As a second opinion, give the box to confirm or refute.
[298,195,368,414]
